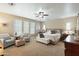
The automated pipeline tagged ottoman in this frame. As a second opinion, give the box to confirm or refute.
[23,37,30,42]
[15,39,25,47]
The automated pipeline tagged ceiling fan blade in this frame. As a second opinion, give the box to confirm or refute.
[44,14,48,16]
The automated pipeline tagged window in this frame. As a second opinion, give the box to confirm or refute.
[42,24,46,30]
[14,19,22,36]
[23,21,29,34]
[14,19,40,35]
[30,22,35,34]
[66,22,71,31]
[36,22,40,32]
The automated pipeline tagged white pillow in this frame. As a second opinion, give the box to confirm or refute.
[46,30,51,34]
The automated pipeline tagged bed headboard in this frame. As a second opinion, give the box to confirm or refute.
[47,29,63,35]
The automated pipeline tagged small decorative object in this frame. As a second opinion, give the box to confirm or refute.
[3,23,7,26]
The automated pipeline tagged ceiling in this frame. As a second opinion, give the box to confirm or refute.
[0,3,79,21]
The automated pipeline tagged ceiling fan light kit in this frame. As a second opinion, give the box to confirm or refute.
[8,3,15,6]
[35,11,48,18]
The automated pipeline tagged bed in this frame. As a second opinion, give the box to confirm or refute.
[36,29,62,44]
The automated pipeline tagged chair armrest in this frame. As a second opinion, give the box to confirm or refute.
[11,37,14,39]
[0,39,4,44]
[11,37,15,40]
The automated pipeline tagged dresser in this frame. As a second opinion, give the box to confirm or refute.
[64,35,79,56]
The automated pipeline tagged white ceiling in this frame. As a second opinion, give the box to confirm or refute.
[0,3,79,21]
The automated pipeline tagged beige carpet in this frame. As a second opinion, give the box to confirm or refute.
[4,38,65,56]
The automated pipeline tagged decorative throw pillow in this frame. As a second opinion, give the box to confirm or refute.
[39,33,45,38]
[51,31,56,34]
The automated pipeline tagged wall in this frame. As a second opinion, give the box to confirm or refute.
[0,13,13,34]
[0,12,41,35]
[45,16,77,31]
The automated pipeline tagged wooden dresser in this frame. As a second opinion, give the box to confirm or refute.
[64,35,79,56]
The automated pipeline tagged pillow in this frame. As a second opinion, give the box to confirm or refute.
[46,30,51,34]
[51,30,56,34]
[39,33,45,38]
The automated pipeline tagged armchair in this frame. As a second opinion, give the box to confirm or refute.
[0,34,15,48]
[21,33,30,42]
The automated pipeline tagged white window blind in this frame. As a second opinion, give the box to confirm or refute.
[23,21,29,34]
[30,22,35,34]
[14,19,22,36]
[36,23,40,32]
[66,22,71,31]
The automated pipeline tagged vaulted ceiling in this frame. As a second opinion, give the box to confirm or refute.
[0,3,79,21]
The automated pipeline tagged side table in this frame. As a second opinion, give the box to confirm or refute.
[0,40,4,56]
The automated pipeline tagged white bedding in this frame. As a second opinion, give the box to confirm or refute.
[36,32,61,44]
[36,34,50,44]
[44,33,61,44]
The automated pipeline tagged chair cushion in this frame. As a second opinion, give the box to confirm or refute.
[3,37,11,40]
[15,39,25,46]
[5,39,12,42]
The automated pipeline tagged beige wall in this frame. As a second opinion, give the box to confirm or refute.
[0,13,14,35]
[45,16,77,31]
[0,12,40,35]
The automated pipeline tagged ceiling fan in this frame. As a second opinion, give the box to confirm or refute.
[35,11,48,18]
[8,3,15,6]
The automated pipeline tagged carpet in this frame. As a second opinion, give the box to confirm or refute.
[4,37,65,56]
